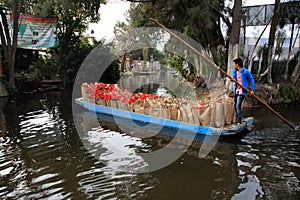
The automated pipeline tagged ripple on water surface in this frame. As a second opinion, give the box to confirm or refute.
[0,108,158,199]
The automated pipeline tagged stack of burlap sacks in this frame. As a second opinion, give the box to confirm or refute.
[81,83,235,127]
[198,91,236,127]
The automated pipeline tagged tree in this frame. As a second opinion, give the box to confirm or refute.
[278,1,300,80]
[126,0,226,59]
[225,0,242,90]
[290,53,300,85]
[262,0,280,84]
[0,0,24,88]
[113,18,163,72]
[0,0,107,89]
[26,0,106,86]
[247,19,271,73]
[114,21,130,72]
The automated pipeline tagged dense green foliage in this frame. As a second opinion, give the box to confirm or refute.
[165,54,184,70]
[280,83,298,103]
[127,0,228,60]
[29,0,107,87]
[165,54,196,82]
[0,0,108,91]
[256,45,299,84]
[1,0,299,103]
[100,59,121,84]
[30,38,100,87]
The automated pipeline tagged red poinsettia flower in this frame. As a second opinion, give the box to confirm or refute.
[139,93,148,100]
[86,89,95,95]
[111,93,122,100]
[89,94,97,99]
[149,94,159,99]
[84,83,171,106]
[121,97,130,104]
[89,83,96,89]
[81,84,89,89]
[98,83,106,88]
[104,94,112,100]
[192,102,205,110]
[129,96,137,103]
[95,90,102,97]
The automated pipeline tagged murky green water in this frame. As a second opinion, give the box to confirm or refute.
[0,91,299,199]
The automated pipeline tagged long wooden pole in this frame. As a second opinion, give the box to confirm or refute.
[150,18,295,130]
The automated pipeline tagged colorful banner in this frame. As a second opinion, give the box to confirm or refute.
[10,14,59,49]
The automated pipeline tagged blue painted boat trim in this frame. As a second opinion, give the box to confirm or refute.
[75,98,253,136]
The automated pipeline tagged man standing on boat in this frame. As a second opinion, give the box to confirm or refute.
[231,57,256,124]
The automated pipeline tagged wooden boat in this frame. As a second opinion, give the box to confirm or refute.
[75,98,253,137]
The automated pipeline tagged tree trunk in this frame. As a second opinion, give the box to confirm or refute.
[257,50,263,76]
[284,23,295,80]
[248,20,271,72]
[225,0,242,90]
[0,0,23,89]
[121,53,126,72]
[9,0,22,88]
[0,51,2,77]
[290,56,300,84]
[266,0,280,84]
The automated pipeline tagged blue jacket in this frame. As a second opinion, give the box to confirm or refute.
[232,67,256,95]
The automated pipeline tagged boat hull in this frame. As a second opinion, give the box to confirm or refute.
[75,98,253,136]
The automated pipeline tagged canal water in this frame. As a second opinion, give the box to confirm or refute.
[0,90,299,199]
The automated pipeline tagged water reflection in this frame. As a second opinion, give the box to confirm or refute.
[82,126,149,173]
[77,108,242,199]
[234,126,300,199]
[0,92,299,199]
[0,98,8,139]
[0,92,160,199]
[118,69,195,99]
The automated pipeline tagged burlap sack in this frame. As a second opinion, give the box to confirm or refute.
[186,103,195,124]
[169,104,179,120]
[133,102,144,114]
[178,107,189,123]
[164,97,173,104]
[105,100,111,107]
[179,103,190,124]
[96,99,106,106]
[149,104,161,117]
[214,100,225,127]
[143,100,151,115]
[159,104,169,119]
[224,95,235,125]
[118,102,126,111]
[87,96,96,103]
[185,107,194,124]
[81,85,89,102]
[192,109,201,125]
[210,102,216,127]
[111,100,118,109]
[199,104,211,126]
